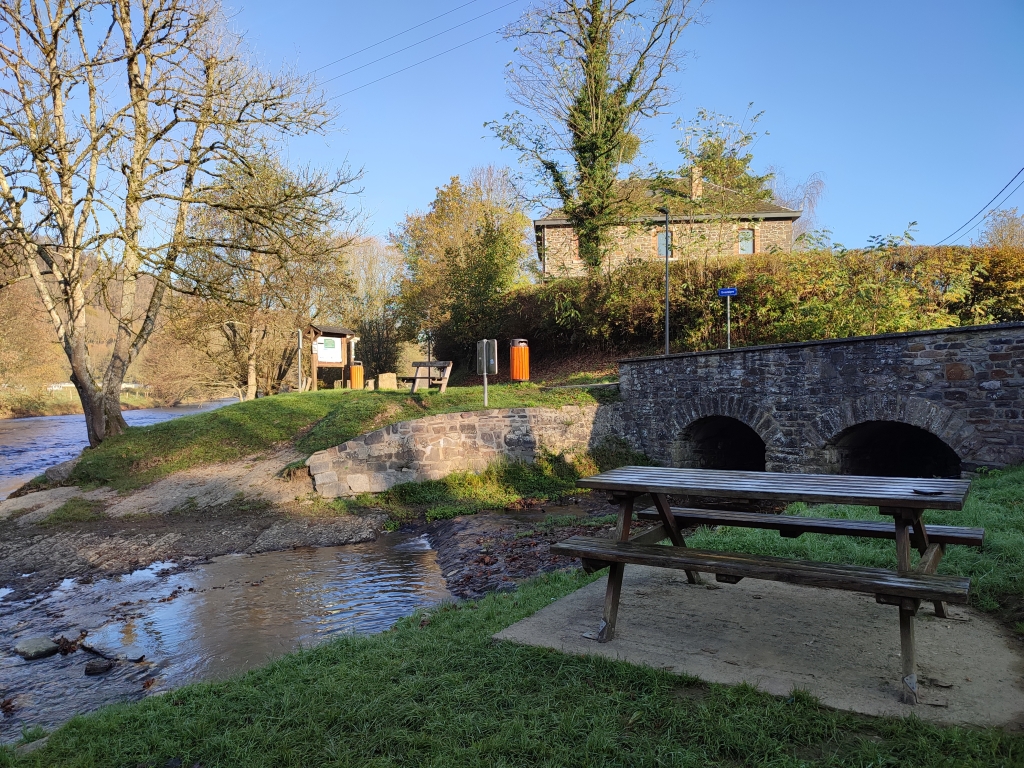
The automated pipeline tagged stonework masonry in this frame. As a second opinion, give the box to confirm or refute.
[541,219,794,277]
[307,323,1023,498]
[616,322,1024,473]
[306,406,622,498]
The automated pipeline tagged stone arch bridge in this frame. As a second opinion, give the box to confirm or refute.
[615,322,1024,477]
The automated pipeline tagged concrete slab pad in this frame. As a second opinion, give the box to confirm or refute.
[495,567,1024,727]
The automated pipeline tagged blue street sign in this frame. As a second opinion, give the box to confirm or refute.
[717,287,738,297]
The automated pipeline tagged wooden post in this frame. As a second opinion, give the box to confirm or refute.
[311,351,318,392]
[597,494,634,643]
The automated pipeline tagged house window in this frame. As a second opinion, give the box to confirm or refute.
[738,228,755,254]
[657,230,672,257]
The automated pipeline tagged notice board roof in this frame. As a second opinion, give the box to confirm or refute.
[309,324,357,337]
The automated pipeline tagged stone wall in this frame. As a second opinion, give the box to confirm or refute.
[306,405,622,498]
[616,322,1024,474]
[541,219,794,277]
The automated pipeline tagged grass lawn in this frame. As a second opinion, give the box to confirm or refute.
[3,570,1020,768]
[69,384,604,492]
[687,464,1024,619]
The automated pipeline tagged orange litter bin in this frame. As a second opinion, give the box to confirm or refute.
[348,362,364,390]
[510,339,529,382]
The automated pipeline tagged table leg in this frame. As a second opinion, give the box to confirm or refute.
[900,600,918,704]
[894,511,918,704]
[652,493,700,584]
[597,495,634,643]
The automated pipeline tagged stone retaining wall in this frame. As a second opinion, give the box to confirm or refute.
[306,405,621,498]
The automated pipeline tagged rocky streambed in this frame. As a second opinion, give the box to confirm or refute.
[0,476,629,743]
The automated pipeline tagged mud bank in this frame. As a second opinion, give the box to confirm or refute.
[0,497,384,601]
[428,496,656,600]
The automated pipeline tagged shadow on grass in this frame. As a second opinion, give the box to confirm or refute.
[4,571,1019,768]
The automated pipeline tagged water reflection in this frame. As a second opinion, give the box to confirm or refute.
[0,399,236,498]
[0,534,449,742]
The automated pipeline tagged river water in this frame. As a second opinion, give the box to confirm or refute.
[0,534,450,742]
[0,399,454,741]
[0,400,235,499]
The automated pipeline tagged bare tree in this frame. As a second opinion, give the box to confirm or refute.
[978,207,1024,249]
[171,161,357,400]
[489,0,704,270]
[0,0,337,444]
[768,168,826,242]
[344,237,407,379]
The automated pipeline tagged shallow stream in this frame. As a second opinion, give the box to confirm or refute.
[0,533,449,742]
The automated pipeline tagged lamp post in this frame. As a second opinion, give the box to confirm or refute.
[656,206,671,355]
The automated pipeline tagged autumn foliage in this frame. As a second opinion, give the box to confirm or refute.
[433,245,1024,363]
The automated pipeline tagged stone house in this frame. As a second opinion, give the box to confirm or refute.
[534,172,802,278]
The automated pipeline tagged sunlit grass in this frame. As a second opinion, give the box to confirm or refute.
[688,464,1024,611]
[71,385,602,492]
[3,571,1019,767]
[39,497,105,527]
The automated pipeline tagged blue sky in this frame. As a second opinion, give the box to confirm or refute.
[234,0,1024,246]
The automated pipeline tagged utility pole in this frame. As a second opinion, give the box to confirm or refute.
[656,206,671,355]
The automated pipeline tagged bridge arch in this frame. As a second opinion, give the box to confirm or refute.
[825,421,962,478]
[666,395,783,471]
[674,416,767,471]
[812,395,981,464]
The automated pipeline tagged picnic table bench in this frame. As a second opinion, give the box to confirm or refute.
[550,466,979,705]
[409,361,453,394]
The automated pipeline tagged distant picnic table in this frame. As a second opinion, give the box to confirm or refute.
[409,361,453,394]
[551,467,981,705]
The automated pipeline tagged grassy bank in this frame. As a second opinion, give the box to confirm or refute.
[687,464,1024,621]
[3,571,1019,767]
[70,384,604,492]
[0,391,159,420]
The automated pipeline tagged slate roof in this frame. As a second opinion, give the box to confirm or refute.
[309,324,357,337]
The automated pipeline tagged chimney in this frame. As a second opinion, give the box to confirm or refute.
[690,164,703,200]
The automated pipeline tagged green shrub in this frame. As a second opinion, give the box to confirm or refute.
[433,245,1024,362]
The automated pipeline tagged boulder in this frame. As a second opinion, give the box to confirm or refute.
[14,637,59,660]
[85,659,115,675]
[377,372,398,390]
[44,457,80,484]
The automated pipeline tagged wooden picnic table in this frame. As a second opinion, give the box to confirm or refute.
[409,361,453,394]
[551,466,979,705]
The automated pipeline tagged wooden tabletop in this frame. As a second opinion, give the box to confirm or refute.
[577,467,971,510]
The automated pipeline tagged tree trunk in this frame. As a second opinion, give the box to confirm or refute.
[68,339,127,447]
[246,349,258,401]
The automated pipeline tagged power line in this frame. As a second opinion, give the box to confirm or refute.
[320,0,522,87]
[937,166,1024,244]
[949,173,1024,244]
[313,0,485,73]
[331,28,503,100]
